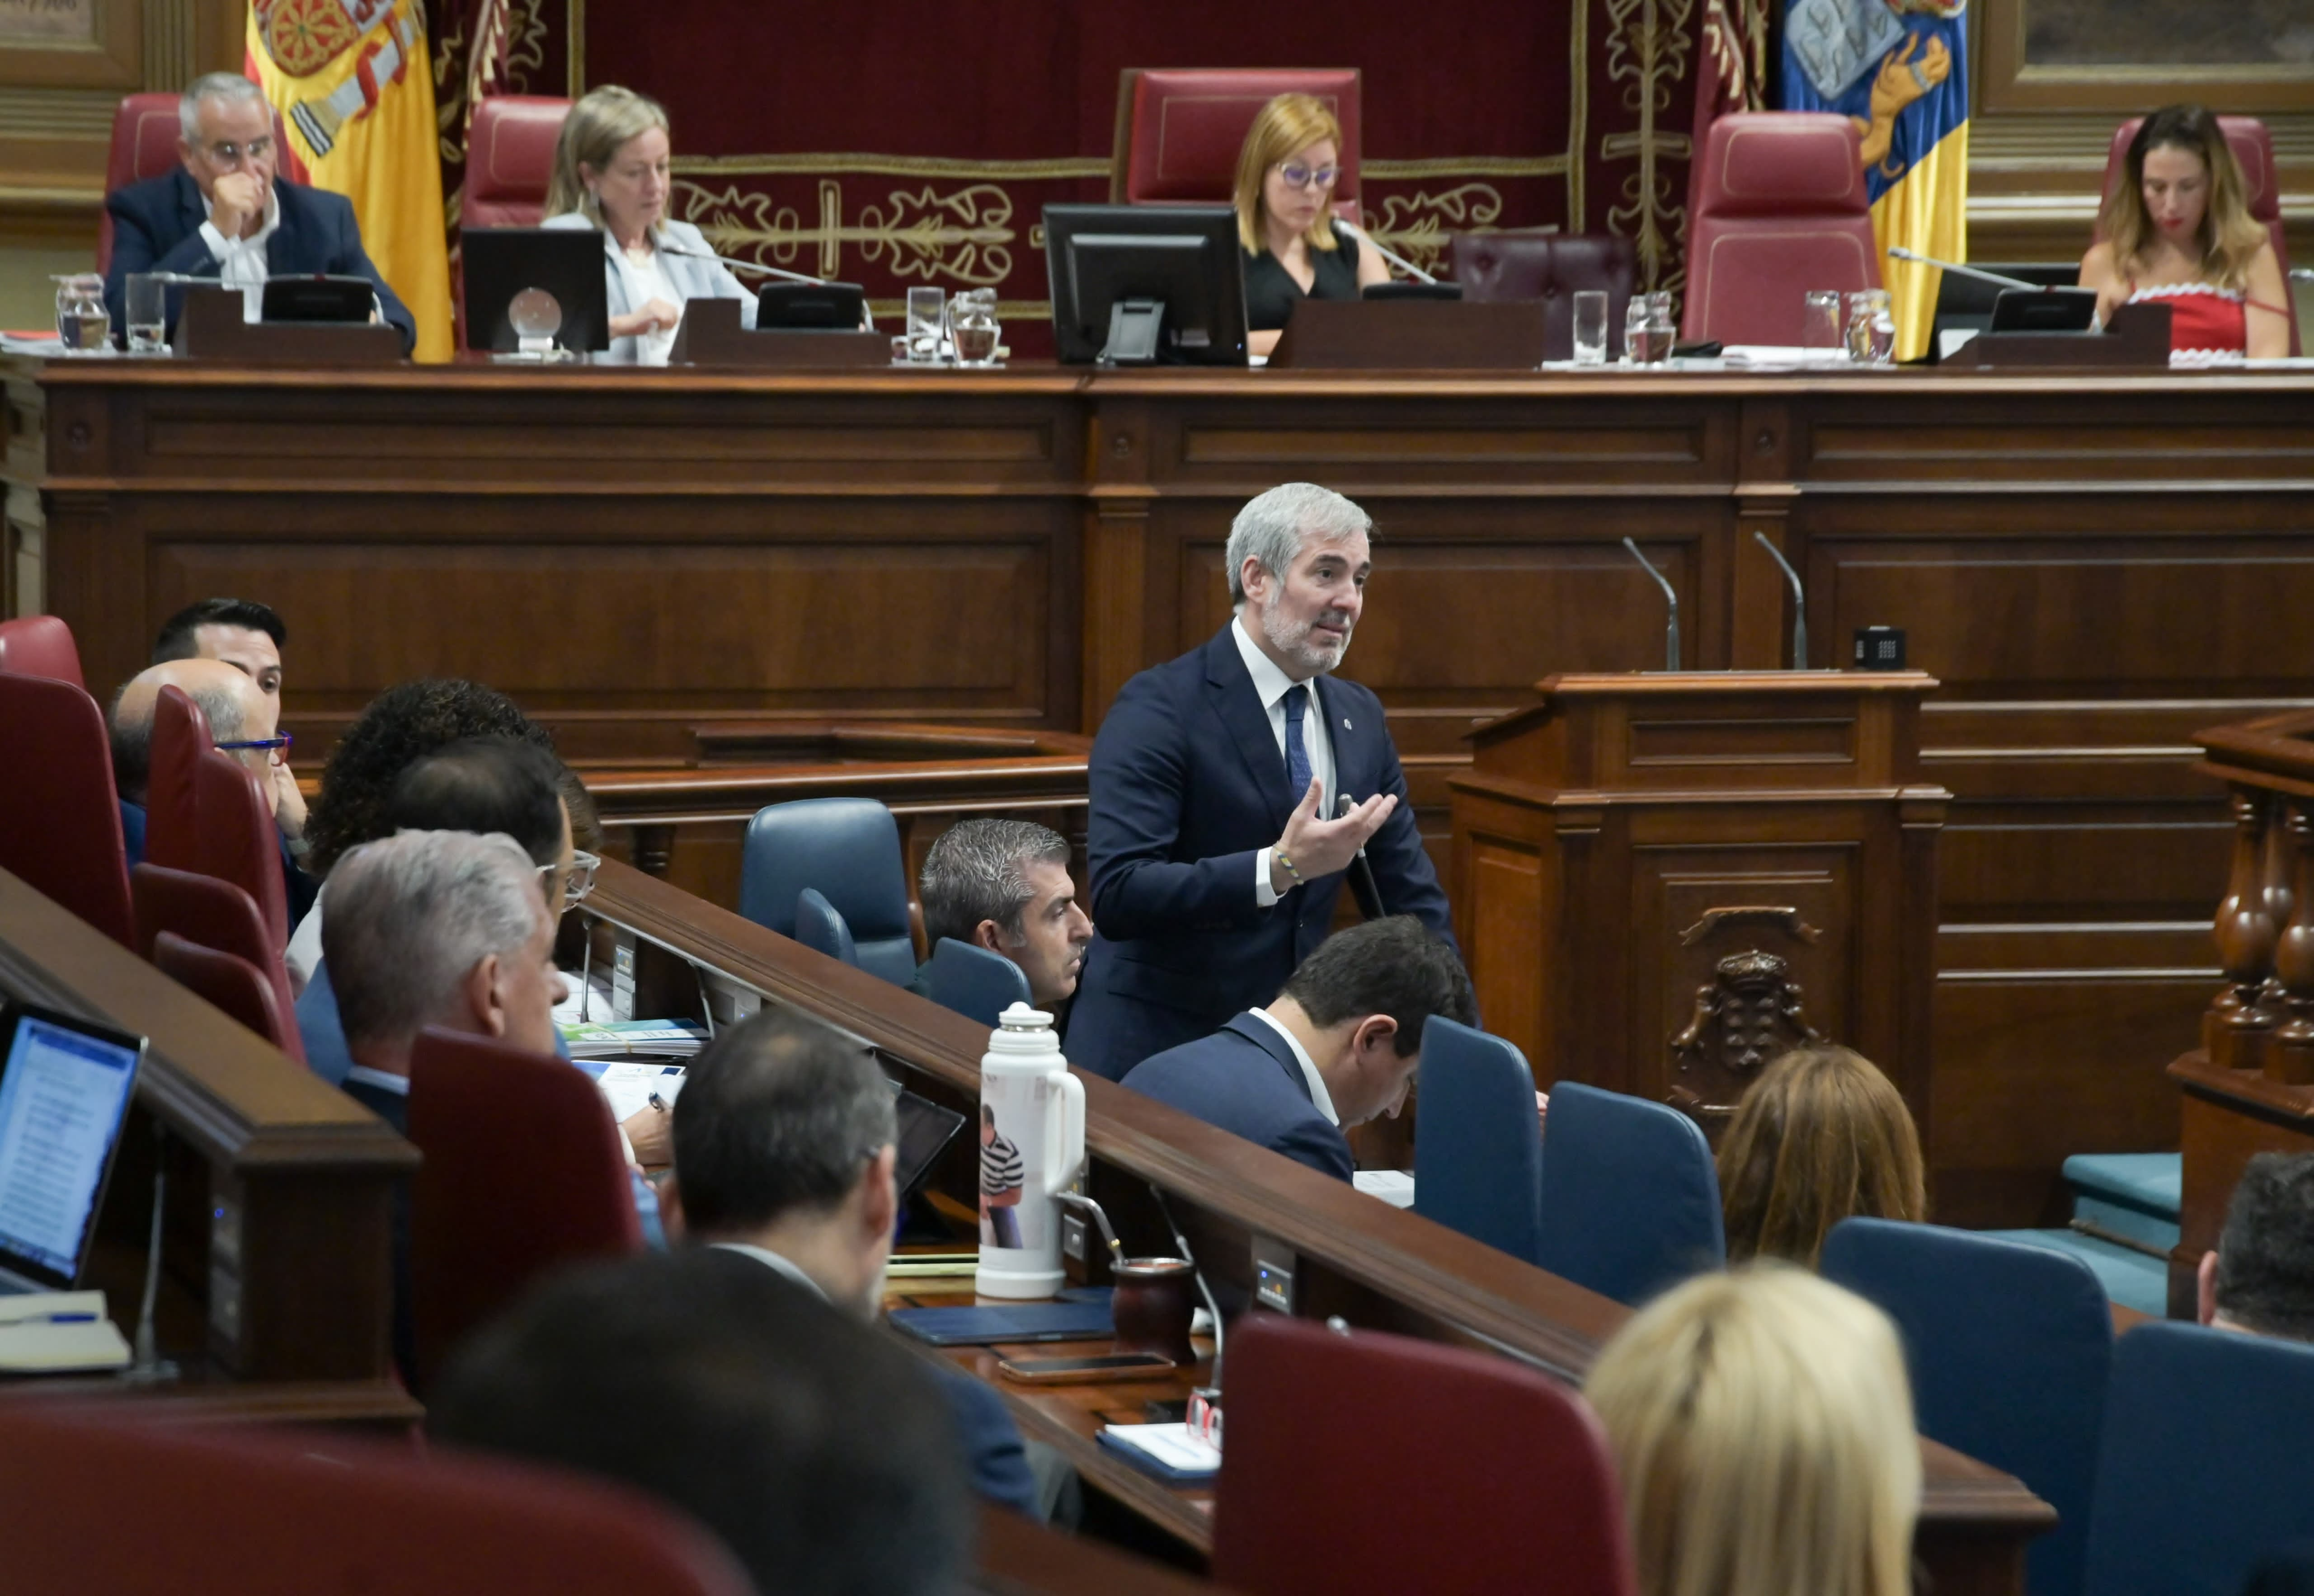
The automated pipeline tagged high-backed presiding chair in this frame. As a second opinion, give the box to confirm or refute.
[143,683,212,873]
[1822,1218,2112,1596]
[1112,67,1362,224]
[921,937,1032,1028]
[0,614,86,689]
[153,932,303,1059]
[1681,112,1879,346]
[738,798,917,985]
[1214,1314,1636,1596]
[133,863,305,1065]
[0,1404,754,1596]
[794,886,860,969]
[2098,115,2298,356]
[191,746,291,956]
[462,96,573,228]
[1413,1017,1543,1266]
[1449,232,1636,361]
[2081,1322,2314,1596]
[1535,1081,1725,1306]
[0,671,135,949]
[407,1026,643,1394]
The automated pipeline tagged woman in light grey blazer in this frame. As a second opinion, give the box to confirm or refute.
[541,85,755,365]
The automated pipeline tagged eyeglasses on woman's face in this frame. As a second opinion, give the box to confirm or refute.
[1275,161,1340,191]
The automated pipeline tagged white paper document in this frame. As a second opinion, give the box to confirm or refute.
[1353,1169,1416,1209]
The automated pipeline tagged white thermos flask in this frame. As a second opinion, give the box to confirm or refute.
[974,1003,1087,1300]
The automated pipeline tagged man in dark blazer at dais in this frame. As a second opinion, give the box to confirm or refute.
[1065,481,1458,1082]
[102,72,416,353]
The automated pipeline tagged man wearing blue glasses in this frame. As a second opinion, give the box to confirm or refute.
[101,71,415,352]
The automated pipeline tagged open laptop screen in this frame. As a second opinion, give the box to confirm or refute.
[0,1005,144,1291]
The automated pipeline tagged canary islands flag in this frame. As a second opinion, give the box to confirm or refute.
[245,0,452,361]
[1782,0,1968,360]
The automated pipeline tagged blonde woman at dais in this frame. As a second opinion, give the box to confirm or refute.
[1232,94,1390,358]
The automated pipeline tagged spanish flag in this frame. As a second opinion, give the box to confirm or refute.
[245,0,453,361]
[1780,0,1969,361]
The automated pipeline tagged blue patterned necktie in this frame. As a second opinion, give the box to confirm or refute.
[1283,684,1312,804]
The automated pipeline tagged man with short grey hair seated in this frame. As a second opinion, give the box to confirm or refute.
[913,818,1091,1010]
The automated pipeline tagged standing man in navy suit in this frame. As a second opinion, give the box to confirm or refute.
[1065,481,1459,1081]
[102,72,415,352]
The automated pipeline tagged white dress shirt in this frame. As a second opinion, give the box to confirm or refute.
[199,189,281,323]
[610,242,680,366]
[1231,615,1336,908]
[1245,1007,1338,1125]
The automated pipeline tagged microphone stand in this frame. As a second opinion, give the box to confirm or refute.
[1751,530,1808,669]
[654,244,875,330]
[1337,794,1387,920]
[123,1117,178,1386]
[1337,221,1439,285]
[1622,537,1680,671]
[1885,247,2049,295]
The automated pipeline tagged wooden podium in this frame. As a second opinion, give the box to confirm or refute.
[1447,671,1946,1141]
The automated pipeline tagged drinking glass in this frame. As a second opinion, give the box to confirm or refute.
[905,286,946,363]
[949,289,1000,367]
[1571,290,1609,366]
[125,273,169,355]
[1801,289,1843,356]
[53,273,108,352]
[1847,288,1895,365]
[1623,296,1651,364]
[1644,291,1676,362]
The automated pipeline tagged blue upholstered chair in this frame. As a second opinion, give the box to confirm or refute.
[738,798,914,984]
[792,887,859,969]
[2081,1322,2314,1596]
[1413,1017,1543,1266]
[921,937,1031,1028]
[1534,1082,1724,1306]
[1822,1218,2112,1596]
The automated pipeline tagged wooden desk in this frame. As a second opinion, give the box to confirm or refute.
[584,857,2053,1585]
[0,866,415,1424]
[14,360,2310,1226]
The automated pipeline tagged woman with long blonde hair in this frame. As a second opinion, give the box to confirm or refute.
[2079,104,2290,361]
[1717,1044,1926,1268]
[1231,93,1390,357]
[1585,1265,1920,1596]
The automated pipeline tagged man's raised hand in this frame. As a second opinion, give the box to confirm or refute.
[1270,778,1394,893]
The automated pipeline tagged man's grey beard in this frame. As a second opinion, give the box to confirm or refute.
[1261,603,1353,676]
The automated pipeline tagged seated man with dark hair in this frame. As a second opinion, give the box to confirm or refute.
[1119,915,1474,1181]
[426,1248,974,1596]
[2200,1151,2314,1343]
[663,1010,1048,1518]
[151,596,287,695]
[914,817,1092,1010]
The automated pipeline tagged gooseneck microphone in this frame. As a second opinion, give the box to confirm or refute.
[1751,530,1808,669]
[1336,221,1440,286]
[1622,537,1680,671]
[1337,793,1387,920]
[1886,247,2051,294]
[655,242,832,287]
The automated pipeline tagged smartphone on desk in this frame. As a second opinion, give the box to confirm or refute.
[996,1351,1176,1385]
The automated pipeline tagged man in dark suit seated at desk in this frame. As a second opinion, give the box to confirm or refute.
[1121,917,1473,1180]
[660,1011,1052,1520]
[1065,481,1457,1081]
[912,818,1093,1011]
[102,71,416,353]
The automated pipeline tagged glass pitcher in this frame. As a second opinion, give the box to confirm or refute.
[53,274,110,353]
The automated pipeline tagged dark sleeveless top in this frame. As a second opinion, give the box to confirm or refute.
[1242,221,1364,331]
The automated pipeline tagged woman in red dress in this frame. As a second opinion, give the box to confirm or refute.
[2079,104,2291,364]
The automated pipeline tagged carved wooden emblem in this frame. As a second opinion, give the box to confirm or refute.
[1667,949,1821,1128]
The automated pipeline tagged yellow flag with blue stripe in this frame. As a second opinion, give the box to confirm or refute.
[244,0,452,362]
[1781,0,1968,360]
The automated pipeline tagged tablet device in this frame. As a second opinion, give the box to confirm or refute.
[1989,286,2099,335]
[261,274,376,323]
[887,1295,1116,1347]
[0,1003,145,1294]
[461,225,610,354]
[892,1087,964,1203]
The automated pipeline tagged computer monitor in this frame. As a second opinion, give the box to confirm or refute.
[261,274,377,324]
[461,226,610,355]
[1989,286,2100,334]
[0,1003,144,1293]
[1927,262,2079,362]
[1043,204,1248,367]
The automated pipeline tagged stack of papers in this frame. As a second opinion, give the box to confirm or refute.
[560,1018,709,1059]
[1097,1422,1222,1482]
[589,1061,687,1123]
[0,1291,132,1373]
[1353,1169,1416,1209]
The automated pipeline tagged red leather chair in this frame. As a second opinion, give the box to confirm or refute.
[191,745,292,956]
[1681,112,1880,346]
[0,614,85,690]
[407,1027,644,1393]
[0,671,135,949]
[463,95,572,228]
[143,682,211,873]
[2098,115,2298,355]
[1111,68,1362,224]
[153,931,302,1058]
[0,1405,754,1596]
[134,864,304,1063]
[99,91,292,275]
[1213,1315,1637,1596]
[1449,231,1637,361]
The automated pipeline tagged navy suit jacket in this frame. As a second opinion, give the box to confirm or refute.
[103,169,416,353]
[1120,1014,1354,1181]
[1064,624,1454,1080]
